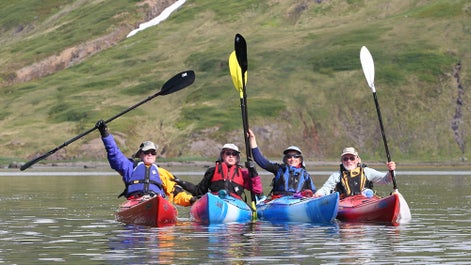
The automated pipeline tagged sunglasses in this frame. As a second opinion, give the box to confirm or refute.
[224,151,239,157]
[342,156,356,162]
[143,150,157,155]
[285,154,301,159]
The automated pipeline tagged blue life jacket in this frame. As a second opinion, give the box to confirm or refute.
[122,162,165,198]
[272,165,314,195]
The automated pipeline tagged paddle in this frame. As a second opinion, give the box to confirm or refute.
[359,47,397,188]
[20,70,195,171]
[229,33,257,220]
[359,46,411,223]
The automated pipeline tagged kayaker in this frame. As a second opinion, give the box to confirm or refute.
[314,147,396,198]
[95,120,195,206]
[173,143,264,201]
[247,129,316,197]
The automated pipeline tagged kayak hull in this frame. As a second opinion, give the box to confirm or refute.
[257,192,339,223]
[337,193,401,226]
[115,195,178,227]
[190,192,252,224]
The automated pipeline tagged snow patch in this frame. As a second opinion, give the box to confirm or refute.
[127,0,187,38]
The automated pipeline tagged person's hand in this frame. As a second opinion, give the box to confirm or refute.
[245,160,259,178]
[172,175,184,185]
[313,192,323,198]
[247,129,257,148]
[387,161,396,171]
[95,120,109,137]
[172,175,196,193]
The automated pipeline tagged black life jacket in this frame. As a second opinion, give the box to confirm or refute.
[335,163,373,199]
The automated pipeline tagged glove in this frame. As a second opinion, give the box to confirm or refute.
[172,175,196,194]
[245,160,259,178]
[95,119,109,137]
[173,175,184,185]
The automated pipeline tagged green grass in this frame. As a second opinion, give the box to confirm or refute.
[0,0,471,165]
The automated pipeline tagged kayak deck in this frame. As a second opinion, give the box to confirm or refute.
[190,192,252,224]
[257,192,339,224]
[115,195,178,227]
[337,193,400,225]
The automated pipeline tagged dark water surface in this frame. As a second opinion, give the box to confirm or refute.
[1,168,470,264]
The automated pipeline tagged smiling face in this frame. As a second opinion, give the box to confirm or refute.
[341,154,359,170]
[284,152,302,167]
[140,149,156,165]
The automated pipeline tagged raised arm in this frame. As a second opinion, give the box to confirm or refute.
[248,129,279,173]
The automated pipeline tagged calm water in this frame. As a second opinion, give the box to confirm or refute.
[1,167,470,265]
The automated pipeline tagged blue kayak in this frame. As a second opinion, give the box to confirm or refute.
[256,192,339,223]
[190,192,253,224]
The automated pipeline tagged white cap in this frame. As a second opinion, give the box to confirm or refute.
[134,141,158,157]
[341,147,358,157]
[222,143,239,152]
[283,146,302,155]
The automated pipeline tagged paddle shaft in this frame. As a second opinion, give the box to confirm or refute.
[240,82,252,161]
[360,46,398,190]
[372,91,398,190]
[234,34,253,162]
[234,33,257,217]
[20,70,195,171]
[20,91,166,171]
[240,72,258,218]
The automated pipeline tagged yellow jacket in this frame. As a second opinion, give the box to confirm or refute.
[158,167,194,207]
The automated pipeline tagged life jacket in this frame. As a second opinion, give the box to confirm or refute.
[335,164,373,199]
[120,161,165,198]
[271,165,311,195]
[209,161,245,199]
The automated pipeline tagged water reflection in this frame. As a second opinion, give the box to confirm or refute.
[326,223,407,264]
[1,172,471,264]
[191,223,261,263]
[108,225,178,265]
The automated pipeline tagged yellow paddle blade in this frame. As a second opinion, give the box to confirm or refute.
[228,50,247,98]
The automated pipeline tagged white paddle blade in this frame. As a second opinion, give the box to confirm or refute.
[360,46,376,93]
[395,190,412,224]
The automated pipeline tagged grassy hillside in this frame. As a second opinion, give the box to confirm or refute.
[1,0,470,166]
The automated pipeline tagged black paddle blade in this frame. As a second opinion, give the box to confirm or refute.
[160,70,195,96]
[234,34,248,73]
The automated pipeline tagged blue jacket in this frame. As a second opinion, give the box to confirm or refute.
[252,147,316,194]
[102,134,165,198]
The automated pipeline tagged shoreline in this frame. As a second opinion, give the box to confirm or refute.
[4,160,471,171]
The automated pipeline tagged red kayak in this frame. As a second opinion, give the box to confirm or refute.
[337,193,403,226]
[115,195,178,227]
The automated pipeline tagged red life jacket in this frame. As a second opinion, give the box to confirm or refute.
[210,162,246,199]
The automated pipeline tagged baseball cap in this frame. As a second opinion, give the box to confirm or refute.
[134,141,158,157]
[341,147,358,157]
[283,146,302,155]
[222,143,239,153]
